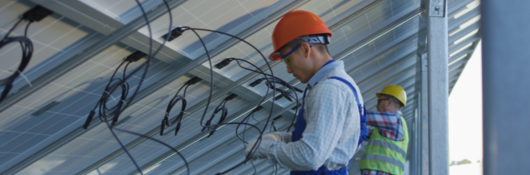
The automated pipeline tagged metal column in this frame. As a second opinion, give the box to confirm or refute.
[422,0,449,174]
[414,52,430,175]
[482,0,530,174]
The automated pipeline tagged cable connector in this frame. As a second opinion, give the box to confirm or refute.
[249,78,264,87]
[125,50,147,62]
[22,5,53,22]
[283,94,293,102]
[161,26,185,41]
[253,106,263,112]
[186,77,202,85]
[214,58,232,69]
[225,94,238,101]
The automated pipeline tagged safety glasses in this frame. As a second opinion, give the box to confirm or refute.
[377,98,390,105]
[280,43,302,67]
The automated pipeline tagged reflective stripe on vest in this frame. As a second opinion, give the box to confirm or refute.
[361,154,406,170]
[368,140,407,159]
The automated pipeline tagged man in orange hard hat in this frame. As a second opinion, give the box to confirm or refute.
[245,10,365,175]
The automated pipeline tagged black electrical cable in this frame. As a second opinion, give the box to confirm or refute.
[176,27,283,174]
[107,1,193,175]
[184,28,267,140]
[160,77,202,136]
[251,161,257,175]
[216,57,300,132]
[0,19,33,103]
[82,1,191,175]
[81,6,301,174]
[202,94,237,137]
[209,57,276,143]
[88,60,142,174]
[2,18,23,41]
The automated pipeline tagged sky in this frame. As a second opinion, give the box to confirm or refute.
[448,41,483,175]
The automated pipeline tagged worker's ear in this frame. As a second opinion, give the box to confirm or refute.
[301,42,311,59]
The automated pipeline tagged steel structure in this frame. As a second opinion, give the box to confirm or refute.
[0,0,481,174]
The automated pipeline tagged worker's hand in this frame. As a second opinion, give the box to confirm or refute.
[244,133,281,161]
[245,139,259,161]
[268,132,291,143]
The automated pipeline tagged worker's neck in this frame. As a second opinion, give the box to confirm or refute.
[312,54,333,74]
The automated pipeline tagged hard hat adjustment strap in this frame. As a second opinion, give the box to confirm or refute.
[298,35,331,44]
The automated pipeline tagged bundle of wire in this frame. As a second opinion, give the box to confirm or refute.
[202,93,238,137]
[221,57,302,132]
[0,19,34,103]
[160,77,202,136]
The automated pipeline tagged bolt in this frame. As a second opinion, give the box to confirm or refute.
[435,5,440,11]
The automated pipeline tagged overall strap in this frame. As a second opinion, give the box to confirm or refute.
[291,88,309,142]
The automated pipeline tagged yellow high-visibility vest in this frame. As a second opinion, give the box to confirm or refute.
[360,115,409,175]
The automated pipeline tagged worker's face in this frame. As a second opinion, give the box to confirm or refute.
[280,42,312,83]
[376,95,392,112]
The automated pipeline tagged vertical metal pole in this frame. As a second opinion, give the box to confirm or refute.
[425,0,449,175]
[482,0,530,174]
[415,13,429,175]
[410,108,418,175]
[419,53,430,175]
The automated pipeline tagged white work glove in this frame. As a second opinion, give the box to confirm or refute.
[268,132,292,143]
[245,133,287,160]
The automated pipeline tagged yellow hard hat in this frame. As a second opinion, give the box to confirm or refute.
[376,85,407,107]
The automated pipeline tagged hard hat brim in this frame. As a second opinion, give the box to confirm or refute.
[269,52,281,61]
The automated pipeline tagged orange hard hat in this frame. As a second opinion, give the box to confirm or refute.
[269,10,332,61]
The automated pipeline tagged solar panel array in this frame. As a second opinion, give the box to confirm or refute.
[0,0,480,174]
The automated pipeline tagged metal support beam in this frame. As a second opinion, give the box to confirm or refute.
[424,0,449,175]
[482,0,530,174]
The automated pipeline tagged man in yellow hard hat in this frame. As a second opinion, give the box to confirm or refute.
[244,10,366,175]
[360,85,409,175]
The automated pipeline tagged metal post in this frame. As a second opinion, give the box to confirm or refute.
[425,0,449,174]
[416,53,430,175]
[482,0,530,174]
[414,52,430,175]
[414,12,429,174]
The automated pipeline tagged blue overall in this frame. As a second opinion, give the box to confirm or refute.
[290,60,369,175]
